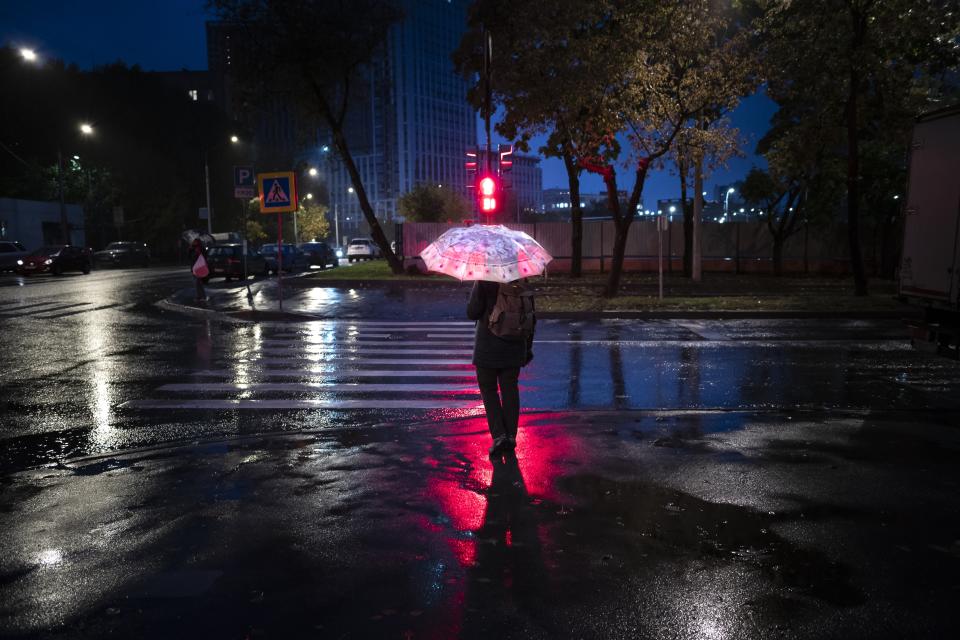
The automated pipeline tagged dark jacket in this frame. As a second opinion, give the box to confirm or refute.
[467,280,535,369]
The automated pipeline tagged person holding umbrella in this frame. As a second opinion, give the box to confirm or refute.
[468,278,535,456]
[420,224,551,457]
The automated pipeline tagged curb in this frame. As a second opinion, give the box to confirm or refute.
[157,295,917,323]
[538,309,922,320]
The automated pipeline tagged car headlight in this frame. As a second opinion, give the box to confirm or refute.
[44,259,53,265]
[16,259,23,266]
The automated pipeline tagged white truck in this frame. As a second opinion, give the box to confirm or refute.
[899,104,960,358]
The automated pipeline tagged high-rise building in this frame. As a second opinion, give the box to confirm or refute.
[305,0,477,240]
[206,22,301,156]
[505,154,543,220]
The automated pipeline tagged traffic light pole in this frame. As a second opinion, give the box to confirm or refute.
[482,27,493,177]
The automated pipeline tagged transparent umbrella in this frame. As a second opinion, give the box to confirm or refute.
[419,224,552,283]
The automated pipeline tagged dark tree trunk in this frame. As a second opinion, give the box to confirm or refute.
[772,236,784,276]
[845,9,868,295]
[563,150,583,278]
[604,219,631,297]
[679,160,693,277]
[332,127,403,274]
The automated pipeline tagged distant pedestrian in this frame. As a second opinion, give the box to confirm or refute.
[467,279,536,457]
[189,238,209,302]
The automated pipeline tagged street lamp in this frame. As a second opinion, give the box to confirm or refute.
[724,187,735,219]
[79,123,94,136]
[19,48,38,62]
[203,135,240,234]
[308,167,318,177]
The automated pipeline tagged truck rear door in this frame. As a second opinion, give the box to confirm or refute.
[900,107,960,306]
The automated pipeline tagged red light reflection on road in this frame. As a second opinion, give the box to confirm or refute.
[425,412,591,569]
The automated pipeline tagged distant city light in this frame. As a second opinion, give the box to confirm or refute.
[19,48,37,62]
[308,167,318,176]
[893,195,900,200]
[347,187,355,194]
[306,193,314,199]
[230,135,239,143]
[72,155,80,160]
[669,205,676,213]
[321,145,330,152]
[79,123,94,135]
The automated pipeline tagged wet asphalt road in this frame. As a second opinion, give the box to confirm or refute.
[1,267,960,638]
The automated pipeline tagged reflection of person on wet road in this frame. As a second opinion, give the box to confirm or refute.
[463,454,550,634]
[467,280,535,457]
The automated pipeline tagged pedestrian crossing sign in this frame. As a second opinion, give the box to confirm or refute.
[257,171,298,214]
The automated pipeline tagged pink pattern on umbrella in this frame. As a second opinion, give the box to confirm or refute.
[419,225,553,283]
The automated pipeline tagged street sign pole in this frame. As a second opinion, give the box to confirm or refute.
[277,212,283,311]
[256,171,297,313]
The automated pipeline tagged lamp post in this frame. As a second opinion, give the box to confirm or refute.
[203,135,239,235]
[56,122,95,245]
[724,187,735,221]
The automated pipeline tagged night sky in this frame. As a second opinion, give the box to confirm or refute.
[2,0,776,209]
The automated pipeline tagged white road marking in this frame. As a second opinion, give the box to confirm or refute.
[297,320,474,326]
[121,399,481,410]
[675,321,731,341]
[248,357,473,366]
[157,383,478,393]
[255,347,473,356]
[188,369,476,378]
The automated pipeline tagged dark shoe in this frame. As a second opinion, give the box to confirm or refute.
[505,436,517,450]
[488,436,509,456]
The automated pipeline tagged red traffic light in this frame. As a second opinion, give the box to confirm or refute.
[478,175,498,213]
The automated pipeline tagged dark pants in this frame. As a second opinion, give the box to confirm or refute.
[476,366,520,441]
[194,276,205,300]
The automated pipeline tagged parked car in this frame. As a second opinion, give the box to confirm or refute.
[260,243,309,273]
[94,241,151,267]
[0,240,29,271]
[207,244,268,280]
[15,245,91,275]
[346,238,381,262]
[299,241,338,269]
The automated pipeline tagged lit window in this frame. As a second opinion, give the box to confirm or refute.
[188,89,198,101]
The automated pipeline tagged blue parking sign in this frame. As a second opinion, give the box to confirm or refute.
[234,166,254,187]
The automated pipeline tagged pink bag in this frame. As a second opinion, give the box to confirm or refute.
[192,254,209,278]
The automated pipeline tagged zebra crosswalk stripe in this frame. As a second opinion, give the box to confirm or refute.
[124,321,480,410]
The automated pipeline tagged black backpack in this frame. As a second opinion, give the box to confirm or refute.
[487,282,535,339]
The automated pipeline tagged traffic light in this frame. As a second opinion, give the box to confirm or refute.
[478,174,498,214]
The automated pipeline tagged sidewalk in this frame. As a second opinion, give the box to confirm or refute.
[160,272,918,322]
[3,408,958,638]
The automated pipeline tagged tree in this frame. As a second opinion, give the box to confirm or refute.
[210,0,405,273]
[246,218,267,243]
[670,118,744,277]
[398,184,472,222]
[564,0,751,296]
[0,47,237,254]
[754,0,960,294]
[297,202,331,242]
